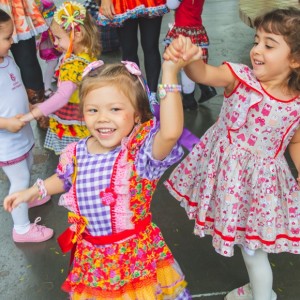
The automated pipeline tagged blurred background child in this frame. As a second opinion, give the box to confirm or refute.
[165,0,217,110]
[21,1,101,155]
[0,9,53,243]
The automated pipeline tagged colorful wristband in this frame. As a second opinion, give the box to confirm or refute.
[157,84,182,99]
[34,178,47,200]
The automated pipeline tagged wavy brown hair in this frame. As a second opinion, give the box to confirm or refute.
[254,7,300,93]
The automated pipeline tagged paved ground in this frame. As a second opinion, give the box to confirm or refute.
[1,1,300,299]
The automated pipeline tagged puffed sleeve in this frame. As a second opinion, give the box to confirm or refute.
[56,142,77,191]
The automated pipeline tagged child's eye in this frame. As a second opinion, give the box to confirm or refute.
[252,42,258,46]
[111,107,121,112]
[88,108,97,113]
[265,45,273,49]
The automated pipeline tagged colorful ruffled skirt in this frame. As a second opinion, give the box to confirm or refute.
[62,223,190,299]
[97,0,169,26]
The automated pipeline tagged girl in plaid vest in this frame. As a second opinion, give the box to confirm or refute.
[4,54,202,298]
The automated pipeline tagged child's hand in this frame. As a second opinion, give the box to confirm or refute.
[100,0,115,19]
[3,187,37,212]
[163,35,202,63]
[5,115,25,132]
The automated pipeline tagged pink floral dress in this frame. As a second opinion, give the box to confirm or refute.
[0,0,48,42]
[165,63,300,257]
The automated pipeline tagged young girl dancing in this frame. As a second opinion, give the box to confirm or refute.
[165,0,216,110]
[164,7,300,300]
[0,9,53,243]
[3,56,202,298]
[21,1,101,155]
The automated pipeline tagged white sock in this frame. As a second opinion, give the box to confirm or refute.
[180,69,195,94]
[2,152,33,234]
[241,248,273,300]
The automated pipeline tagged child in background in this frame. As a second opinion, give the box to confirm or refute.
[35,0,62,99]
[164,0,216,110]
[164,7,300,300]
[21,1,101,155]
[3,56,202,298]
[0,9,53,243]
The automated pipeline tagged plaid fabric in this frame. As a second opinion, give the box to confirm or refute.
[69,121,183,236]
[44,130,80,155]
[76,139,119,236]
[84,0,120,53]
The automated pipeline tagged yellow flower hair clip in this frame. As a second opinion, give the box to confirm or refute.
[54,1,86,32]
[54,1,86,58]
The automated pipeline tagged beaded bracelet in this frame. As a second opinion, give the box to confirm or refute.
[34,178,48,200]
[157,83,182,99]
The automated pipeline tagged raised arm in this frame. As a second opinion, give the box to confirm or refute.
[164,36,237,93]
[152,45,202,160]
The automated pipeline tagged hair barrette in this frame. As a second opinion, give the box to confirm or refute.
[82,60,104,78]
[54,1,86,58]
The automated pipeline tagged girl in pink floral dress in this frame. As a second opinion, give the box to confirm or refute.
[3,55,203,297]
[164,7,300,300]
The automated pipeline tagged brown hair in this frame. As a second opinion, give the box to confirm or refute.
[79,63,153,123]
[254,7,300,92]
[0,9,11,26]
[79,12,101,58]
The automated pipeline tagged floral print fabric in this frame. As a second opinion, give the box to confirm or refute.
[165,63,300,257]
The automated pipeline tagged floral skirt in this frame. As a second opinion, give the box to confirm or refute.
[97,0,169,26]
[62,223,189,299]
[0,0,47,42]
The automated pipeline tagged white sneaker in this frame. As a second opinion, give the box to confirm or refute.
[224,283,277,300]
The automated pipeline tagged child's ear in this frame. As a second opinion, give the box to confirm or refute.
[290,58,300,69]
[74,28,84,43]
[134,114,141,124]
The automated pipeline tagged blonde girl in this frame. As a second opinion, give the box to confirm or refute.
[21,1,101,155]
[4,48,202,297]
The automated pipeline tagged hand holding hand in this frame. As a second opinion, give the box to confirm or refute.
[5,115,25,132]
[163,35,203,63]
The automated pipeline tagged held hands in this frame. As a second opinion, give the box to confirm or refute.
[100,0,115,19]
[163,35,203,64]
[5,115,26,132]
[3,186,37,212]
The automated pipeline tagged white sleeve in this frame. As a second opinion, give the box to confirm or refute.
[166,0,181,10]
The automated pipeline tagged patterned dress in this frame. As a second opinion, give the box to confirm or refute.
[164,0,209,62]
[56,119,191,299]
[0,0,48,42]
[97,0,169,26]
[44,53,95,155]
[165,63,300,257]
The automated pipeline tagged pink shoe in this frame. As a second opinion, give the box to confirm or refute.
[28,195,51,208]
[13,217,54,243]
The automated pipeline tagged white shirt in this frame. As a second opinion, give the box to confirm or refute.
[0,56,34,161]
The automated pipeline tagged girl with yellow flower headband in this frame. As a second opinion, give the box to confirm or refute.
[21,1,101,155]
